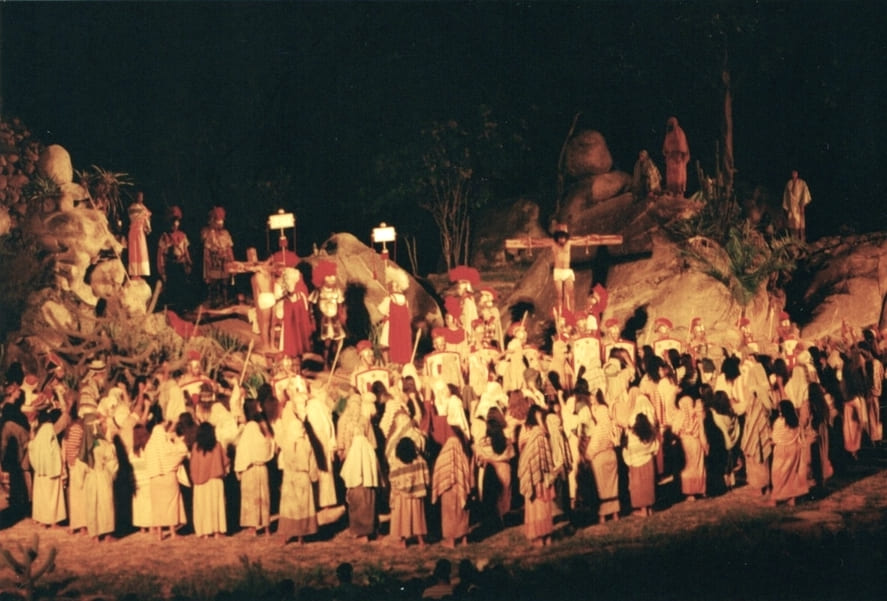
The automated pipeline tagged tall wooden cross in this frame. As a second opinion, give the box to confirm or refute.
[504,232,623,314]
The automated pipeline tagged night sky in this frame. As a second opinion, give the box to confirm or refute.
[2,2,885,268]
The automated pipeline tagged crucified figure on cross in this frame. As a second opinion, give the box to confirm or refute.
[505,223,623,315]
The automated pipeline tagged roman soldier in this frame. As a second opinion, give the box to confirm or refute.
[477,287,504,351]
[423,327,465,397]
[652,317,683,359]
[351,340,390,394]
[178,350,216,406]
[687,317,709,361]
[603,317,637,366]
[448,265,480,344]
[309,260,346,367]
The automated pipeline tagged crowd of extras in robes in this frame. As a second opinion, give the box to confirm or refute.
[2,240,886,552]
[0,170,879,557]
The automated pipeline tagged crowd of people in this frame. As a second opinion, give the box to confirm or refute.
[2,286,885,556]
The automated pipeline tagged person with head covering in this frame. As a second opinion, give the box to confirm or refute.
[144,419,188,540]
[83,413,119,541]
[277,417,319,545]
[29,404,69,527]
[475,410,514,530]
[477,287,504,351]
[177,350,215,408]
[545,411,572,518]
[129,423,153,533]
[388,436,430,548]
[429,380,468,448]
[631,149,662,199]
[672,394,709,501]
[79,358,108,413]
[423,329,465,399]
[235,400,277,536]
[337,393,374,462]
[449,265,481,344]
[339,419,382,541]
[662,116,690,196]
[126,191,152,279]
[521,367,546,409]
[351,340,390,395]
[584,388,621,522]
[517,405,555,546]
[498,322,529,393]
[309,260,347,368]
[189,422,228,538]
[276,266,314,359]
[739,353,774,496]
[157,205,194,309]
[431,426,473,548]
[841,361,867,460]
[304,389,339,512]
[378,265,413,365]
[201,205,234,306]
[769,400,810,506]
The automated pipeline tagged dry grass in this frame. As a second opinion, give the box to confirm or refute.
[1,464,886,600]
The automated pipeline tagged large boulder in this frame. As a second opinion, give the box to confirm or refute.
[31,206,125,306]
[603,236,774,353]
[310,232,444,329]
[564,130,613,177]
[36,144,74,185]
[563,171,632,206]
[503,234,776,354]
[793,233,887,341]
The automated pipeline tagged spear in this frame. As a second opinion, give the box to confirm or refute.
[410,328,423,366]
[190,305,204,340]
[238,339,255,387]
[326,338,345,386]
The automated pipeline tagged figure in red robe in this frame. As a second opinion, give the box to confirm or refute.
[662,116,690,196]
[278,267,314,358]
[378,265,412,365]
[127,192,152,278]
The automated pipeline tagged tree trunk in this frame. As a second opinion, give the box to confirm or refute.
[720,66,735,200]
[556,112,582,215]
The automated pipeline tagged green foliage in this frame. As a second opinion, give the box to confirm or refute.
[243,371,267,400]
[75,165,134,234]
[20,174,60,208]
[682,221,802,307]
[0,534,57,601]
[229,555,278,599]
[207,327,249,354]
[101,315,185,377]
[366,105,530,269]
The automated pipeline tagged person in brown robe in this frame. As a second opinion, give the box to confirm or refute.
[431,428,473,548]
[662,116,690,196]
[517,405,555,546]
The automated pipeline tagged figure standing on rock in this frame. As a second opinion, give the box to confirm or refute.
[201,206,234,307]
[127,191,152,279]
[662,116,690,196]
[782,169,812,241]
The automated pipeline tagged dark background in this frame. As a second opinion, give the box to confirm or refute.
[2,1,884,273]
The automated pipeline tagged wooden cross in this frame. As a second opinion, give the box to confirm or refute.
[505,233,623,257]
[504,232,623,314]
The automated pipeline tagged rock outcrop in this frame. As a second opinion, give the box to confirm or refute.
[793,233,887,341]
[311,232,444,329]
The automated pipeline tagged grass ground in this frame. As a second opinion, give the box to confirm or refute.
[1,450,886,600]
